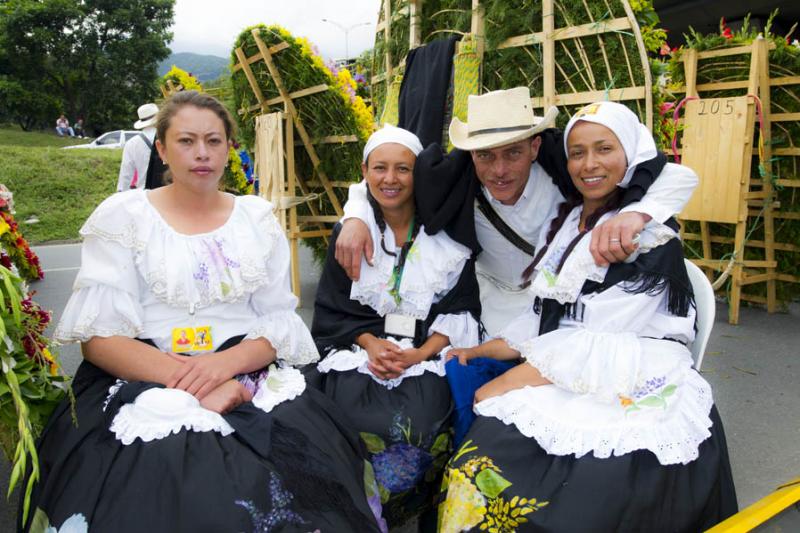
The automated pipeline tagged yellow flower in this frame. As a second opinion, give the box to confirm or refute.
[619,395,634,407]
[0,219,9,236]
[439,469,487,533]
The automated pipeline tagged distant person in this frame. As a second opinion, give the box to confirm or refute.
[73,118,86,138]
[55,114,75,137]
[117,103,167,191]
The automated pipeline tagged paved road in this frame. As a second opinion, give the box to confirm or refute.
[2,242,799,530]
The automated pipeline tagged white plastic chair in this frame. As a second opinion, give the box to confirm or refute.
[684,259,715,370]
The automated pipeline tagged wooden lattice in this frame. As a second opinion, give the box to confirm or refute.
[674,37,800,324]
[232,29,361,302]
[371,0,654,134]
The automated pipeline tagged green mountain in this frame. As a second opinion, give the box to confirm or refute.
[158,52,229,82]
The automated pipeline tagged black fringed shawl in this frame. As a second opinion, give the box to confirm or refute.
[413,128,668,254]
[311,224,482,356]
[536,226,695,336]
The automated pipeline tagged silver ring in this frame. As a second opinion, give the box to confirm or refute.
[609,238,621,243]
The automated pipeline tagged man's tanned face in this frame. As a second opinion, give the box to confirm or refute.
[471,136,542,206]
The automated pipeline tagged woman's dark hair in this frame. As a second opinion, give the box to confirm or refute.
[522,187,624,280]
[156,90,236,143]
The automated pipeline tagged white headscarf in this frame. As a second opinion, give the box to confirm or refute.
[362,124,424,163]
[563,101,657,188]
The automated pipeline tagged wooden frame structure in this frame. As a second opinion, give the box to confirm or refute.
[675,36,800,323]
[232,28,360,302]
[372,0,653,130]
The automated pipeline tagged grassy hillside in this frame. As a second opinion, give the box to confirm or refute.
[0,126,119,243]
[158,52,228,82]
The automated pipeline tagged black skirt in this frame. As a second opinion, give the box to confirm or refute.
[438,406,738,532]
[20,358,384,533]
[311,366,453,528]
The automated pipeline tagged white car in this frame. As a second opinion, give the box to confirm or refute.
[62,130,142,149]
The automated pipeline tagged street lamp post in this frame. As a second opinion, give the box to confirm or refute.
[321,19,371,61]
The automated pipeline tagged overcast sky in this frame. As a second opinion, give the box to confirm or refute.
[168,0,381,60]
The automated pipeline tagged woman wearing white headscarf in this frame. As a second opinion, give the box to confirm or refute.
[439,102,737,532]
[310,125,481,529]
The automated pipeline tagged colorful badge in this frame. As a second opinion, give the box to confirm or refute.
[171,326,213,353]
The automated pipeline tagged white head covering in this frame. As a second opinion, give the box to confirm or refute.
[563,101,657,188]
[362,124,423,163]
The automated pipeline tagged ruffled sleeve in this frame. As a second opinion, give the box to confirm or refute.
[521,285,695,403]
[55,193,146,342]
[241,199,319,366]
[428,312,480,350]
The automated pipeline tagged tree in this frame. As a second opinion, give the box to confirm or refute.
[0,0,175,133]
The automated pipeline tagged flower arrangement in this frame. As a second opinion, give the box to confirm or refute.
[0,185,69,521]
[665,10,800,304]
[162,65,203,93]
[0,187,43,283]
[231,24,375,260]
[222,144,255,196]
[373,0,669,143]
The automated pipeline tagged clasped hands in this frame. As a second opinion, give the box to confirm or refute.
[361,336,426,381]
[165,351,250,414]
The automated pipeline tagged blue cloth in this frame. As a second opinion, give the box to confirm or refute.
[445,357,516,447]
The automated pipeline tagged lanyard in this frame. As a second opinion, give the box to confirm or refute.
[388,220,415,305]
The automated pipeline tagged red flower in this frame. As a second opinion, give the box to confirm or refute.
[659,43,671,56]
[722,27,733,39]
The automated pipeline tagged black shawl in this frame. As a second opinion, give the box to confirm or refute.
[397,36,459,148]
[311,224,482,356]
[413,128,668,253]
[537,231,694,335]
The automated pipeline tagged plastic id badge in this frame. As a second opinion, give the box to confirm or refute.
[384,313,417,338]
[171,326,213,353]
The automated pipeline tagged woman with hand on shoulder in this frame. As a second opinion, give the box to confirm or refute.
[440,102,737,532]
[311,125,481,530]
[21,91,385,533]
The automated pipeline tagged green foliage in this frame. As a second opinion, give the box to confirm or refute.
[0,0,175,134]
[231,25,372,261]
[0,133,119,244]
[372,0,665,132]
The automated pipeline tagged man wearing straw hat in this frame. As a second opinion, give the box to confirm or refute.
[336,87,697,335]
[117,103,159,191]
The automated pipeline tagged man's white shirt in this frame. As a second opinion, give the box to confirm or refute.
[117,128,156,192]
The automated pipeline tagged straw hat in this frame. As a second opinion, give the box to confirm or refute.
[134,103,159,129]
[449,87,558,151]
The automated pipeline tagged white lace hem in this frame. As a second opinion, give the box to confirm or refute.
[251,365,306,413]
[474,370,714,465]
[109,388,235,445]
[246,311,319,366]
[317,337,447,389]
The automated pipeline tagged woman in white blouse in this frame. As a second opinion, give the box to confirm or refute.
[439,102,737,532]
[21,91,385,533]
[310,125,482,530]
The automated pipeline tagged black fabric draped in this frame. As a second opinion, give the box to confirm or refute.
[412,133,668,254]
[397,36,459,148]
[537,229,694,336]
[311,223,481,355]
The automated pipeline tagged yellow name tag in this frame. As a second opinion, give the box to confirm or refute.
[171,326,213,353]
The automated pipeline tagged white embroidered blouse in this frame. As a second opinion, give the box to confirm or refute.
[55,189,318,366]
[481,207,715,466]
